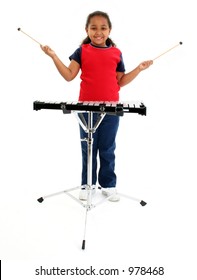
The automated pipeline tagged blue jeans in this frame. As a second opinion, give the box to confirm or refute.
[80,113,120,188]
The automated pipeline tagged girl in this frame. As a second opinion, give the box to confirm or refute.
[41,11,153,202]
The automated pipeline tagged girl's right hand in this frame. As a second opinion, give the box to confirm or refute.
[40,45,56,58]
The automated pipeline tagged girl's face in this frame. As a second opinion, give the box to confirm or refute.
[86,16,111,47]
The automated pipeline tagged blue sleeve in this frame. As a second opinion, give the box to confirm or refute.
[69,47,82,65]
[116,53,125,72]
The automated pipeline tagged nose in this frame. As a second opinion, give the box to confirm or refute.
[95,29,102,35]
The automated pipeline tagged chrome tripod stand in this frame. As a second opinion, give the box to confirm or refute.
[37,110,147,250]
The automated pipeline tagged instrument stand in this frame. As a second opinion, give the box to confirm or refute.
[37,111,147,250]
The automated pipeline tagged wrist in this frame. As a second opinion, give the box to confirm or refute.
[51,53,58,60]
[137,65,142,73]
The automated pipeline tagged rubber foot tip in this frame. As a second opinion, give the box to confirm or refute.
[82,240,86,250]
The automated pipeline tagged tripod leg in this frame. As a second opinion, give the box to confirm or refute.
[118,192,147,206]
[82,208,88,250]
[82,187,93,250]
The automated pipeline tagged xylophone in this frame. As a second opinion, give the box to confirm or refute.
[33,101,146,116]
[34,100,147,249]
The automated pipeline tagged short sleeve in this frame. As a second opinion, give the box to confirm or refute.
[69,47,82,65]
[116,53,125,72]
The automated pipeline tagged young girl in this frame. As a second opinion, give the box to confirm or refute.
[41,11,153,202]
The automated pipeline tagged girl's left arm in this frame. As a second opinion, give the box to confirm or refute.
[117,60,153,87]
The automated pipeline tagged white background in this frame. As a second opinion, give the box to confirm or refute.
[0,0,196,279]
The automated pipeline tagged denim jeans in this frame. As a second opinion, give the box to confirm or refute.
[79,113,120,188]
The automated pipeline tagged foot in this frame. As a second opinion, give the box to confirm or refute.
[79,185,96,201]
[102,187,120,202]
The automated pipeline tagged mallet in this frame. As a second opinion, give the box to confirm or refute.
[153,42,183,61]
[17,28,42,45]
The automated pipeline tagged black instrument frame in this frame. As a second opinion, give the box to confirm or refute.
[33,101,146,116]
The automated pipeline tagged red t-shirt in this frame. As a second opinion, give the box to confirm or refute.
[69,44,125,102]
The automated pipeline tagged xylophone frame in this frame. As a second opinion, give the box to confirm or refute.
[36,109,147,250]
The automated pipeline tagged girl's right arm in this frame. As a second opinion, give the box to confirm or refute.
[40,45,80,82]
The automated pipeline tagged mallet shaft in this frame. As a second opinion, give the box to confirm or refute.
[18,28,42,45]
[153,42,182,61]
